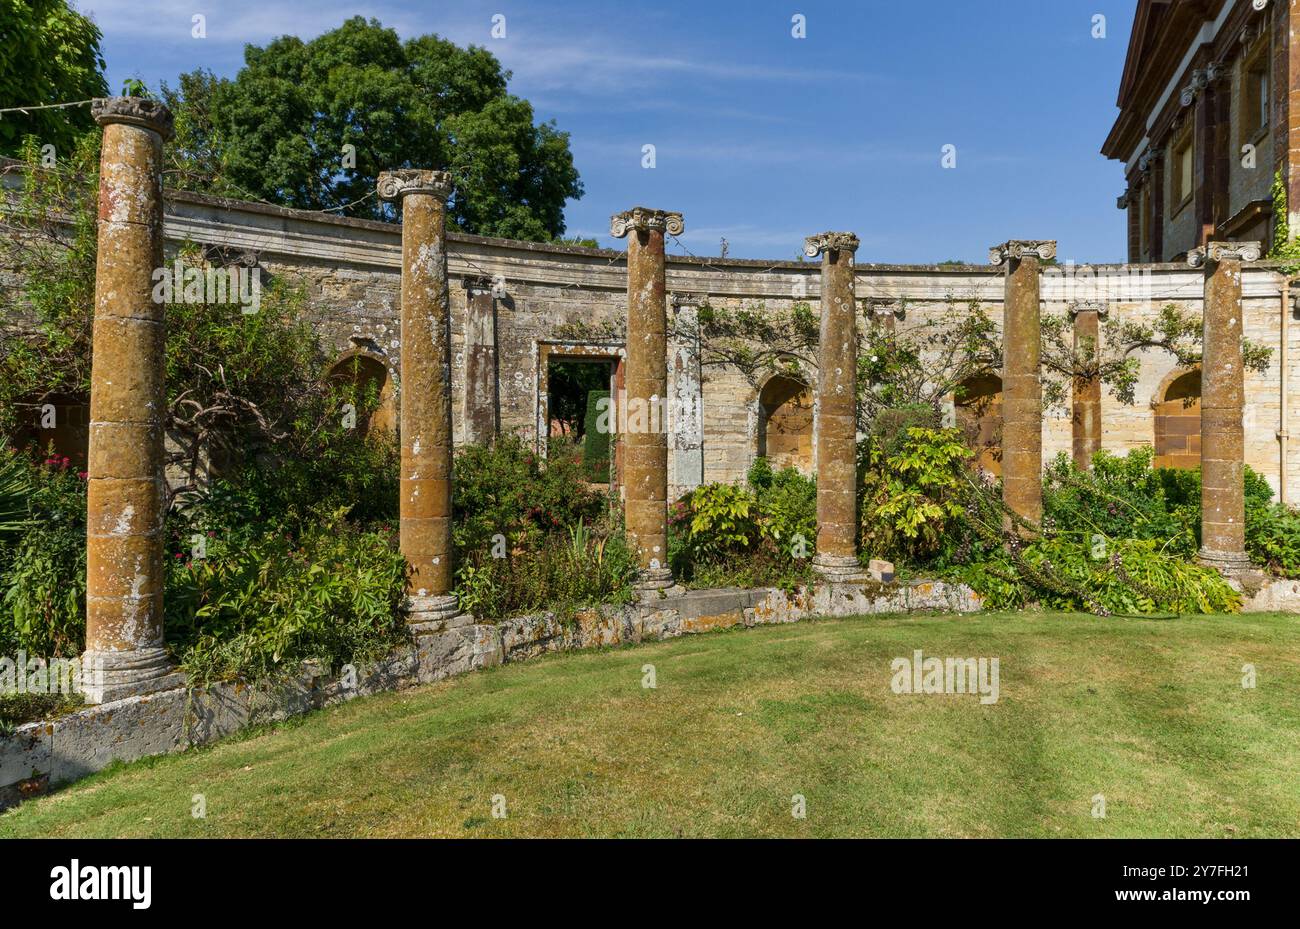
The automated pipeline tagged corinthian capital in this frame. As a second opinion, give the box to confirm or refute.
[803,232,860,258]
[989,240,1057,266]
[377,169,452,202]
[1187,241,1263,268]
[610,207,684,238]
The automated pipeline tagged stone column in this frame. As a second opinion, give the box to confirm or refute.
[82,97,184,703]
[1189,241,1262,574]
[669,291,705,500]
[378,169,462,631]
[990,240,1055,526]
[805,232,861,582]
[1070,300,1107,470]
[611,207,682,592]
[462,276,499,446]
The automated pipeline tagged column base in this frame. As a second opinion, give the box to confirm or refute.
[1196,548,1269,594]
[813,553,867,583]
[1196,547,1253,573]
[78,646,186,705]
[405,594,472,635]
[635,567,682,600]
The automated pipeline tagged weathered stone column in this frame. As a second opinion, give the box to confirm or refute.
[990,240,1055,526]
[669,291,705,500]
[82,97,183,703]
[806,232,861,582]
[611,207,682,592]
[1189,241,1261,574]
[462,276,499,446]
[378,169,462,631]
[1070,300,1107,470]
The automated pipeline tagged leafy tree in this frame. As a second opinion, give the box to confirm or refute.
[161,17,583,240]
[1039,302,1272,410]
[0,0,108,156]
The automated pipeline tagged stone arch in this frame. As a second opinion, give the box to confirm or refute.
[326,350,396,436]
[955,373,1003,475]
[757,374,814,474]
[1152,367,1200,470]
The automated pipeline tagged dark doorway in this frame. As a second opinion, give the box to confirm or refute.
[547,358,615,484]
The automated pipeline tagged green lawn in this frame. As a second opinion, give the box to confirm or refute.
[3,612,1299,838]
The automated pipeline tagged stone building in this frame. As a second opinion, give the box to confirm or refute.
[1104,0,1300,261]
[140,191,1299,504]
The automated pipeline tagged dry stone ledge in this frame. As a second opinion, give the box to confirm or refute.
[0,579,983,809]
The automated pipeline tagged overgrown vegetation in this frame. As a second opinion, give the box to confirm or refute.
[668,459,816,591]
[453,436,635,622]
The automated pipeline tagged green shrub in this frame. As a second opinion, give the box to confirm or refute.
[747,458,816,552]
[858,427,971,565]
[455,519,636,621]
[1,456,87,657]
[581,389,611,483]
[165,508,407,684]
[668,472,814,590]
[1042,448,1198,556]
[453,434,603,557]
[965,536,1241,616]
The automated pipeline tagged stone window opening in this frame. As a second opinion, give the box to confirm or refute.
[1241,37,1270,146]
[1172,121,1194,213]
[325,352,396,437]
[535,341,626,492]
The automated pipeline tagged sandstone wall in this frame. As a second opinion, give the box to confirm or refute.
[9,188,1299,502]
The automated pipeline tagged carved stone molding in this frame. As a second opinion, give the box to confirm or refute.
[1116,191,1130,210]
[610,207,684,238]
[376,169,452,202]
[671,291,708,309]
[91,96,175,141]
[1069,300,1109,319]
[200,244,259,268]
[989,240,1057,266]
[1187,241,1263,268]
[462,275,494,295]
[868,298,905,320]
[803,231,860,258]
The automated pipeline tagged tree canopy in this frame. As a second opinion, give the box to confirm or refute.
[0,0,108,156]
[162,17,584,241]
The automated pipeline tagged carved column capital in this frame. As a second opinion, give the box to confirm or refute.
[868,298,905,320]
[377,169,452,202]
[610,207,684,238]
[989,240,1057,266]
[1069,300,1109,319]
[1187,241,1263,268]
[803,231,860,258]
[92,96,174,141]
[671,292,708,309]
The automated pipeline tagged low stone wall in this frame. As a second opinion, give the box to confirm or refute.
[0,579,980,810]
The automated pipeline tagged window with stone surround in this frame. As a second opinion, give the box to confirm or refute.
[1172,122,1194,214]
[1241,37,1270,146]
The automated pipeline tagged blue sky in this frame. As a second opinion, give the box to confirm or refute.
[79,0,1137,263]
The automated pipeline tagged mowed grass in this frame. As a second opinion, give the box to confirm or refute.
[3,611,1299,838]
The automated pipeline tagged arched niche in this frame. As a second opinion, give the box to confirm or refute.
[758,374,814,474]
[954,373,1003,476]
[1152,368,1200,470]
